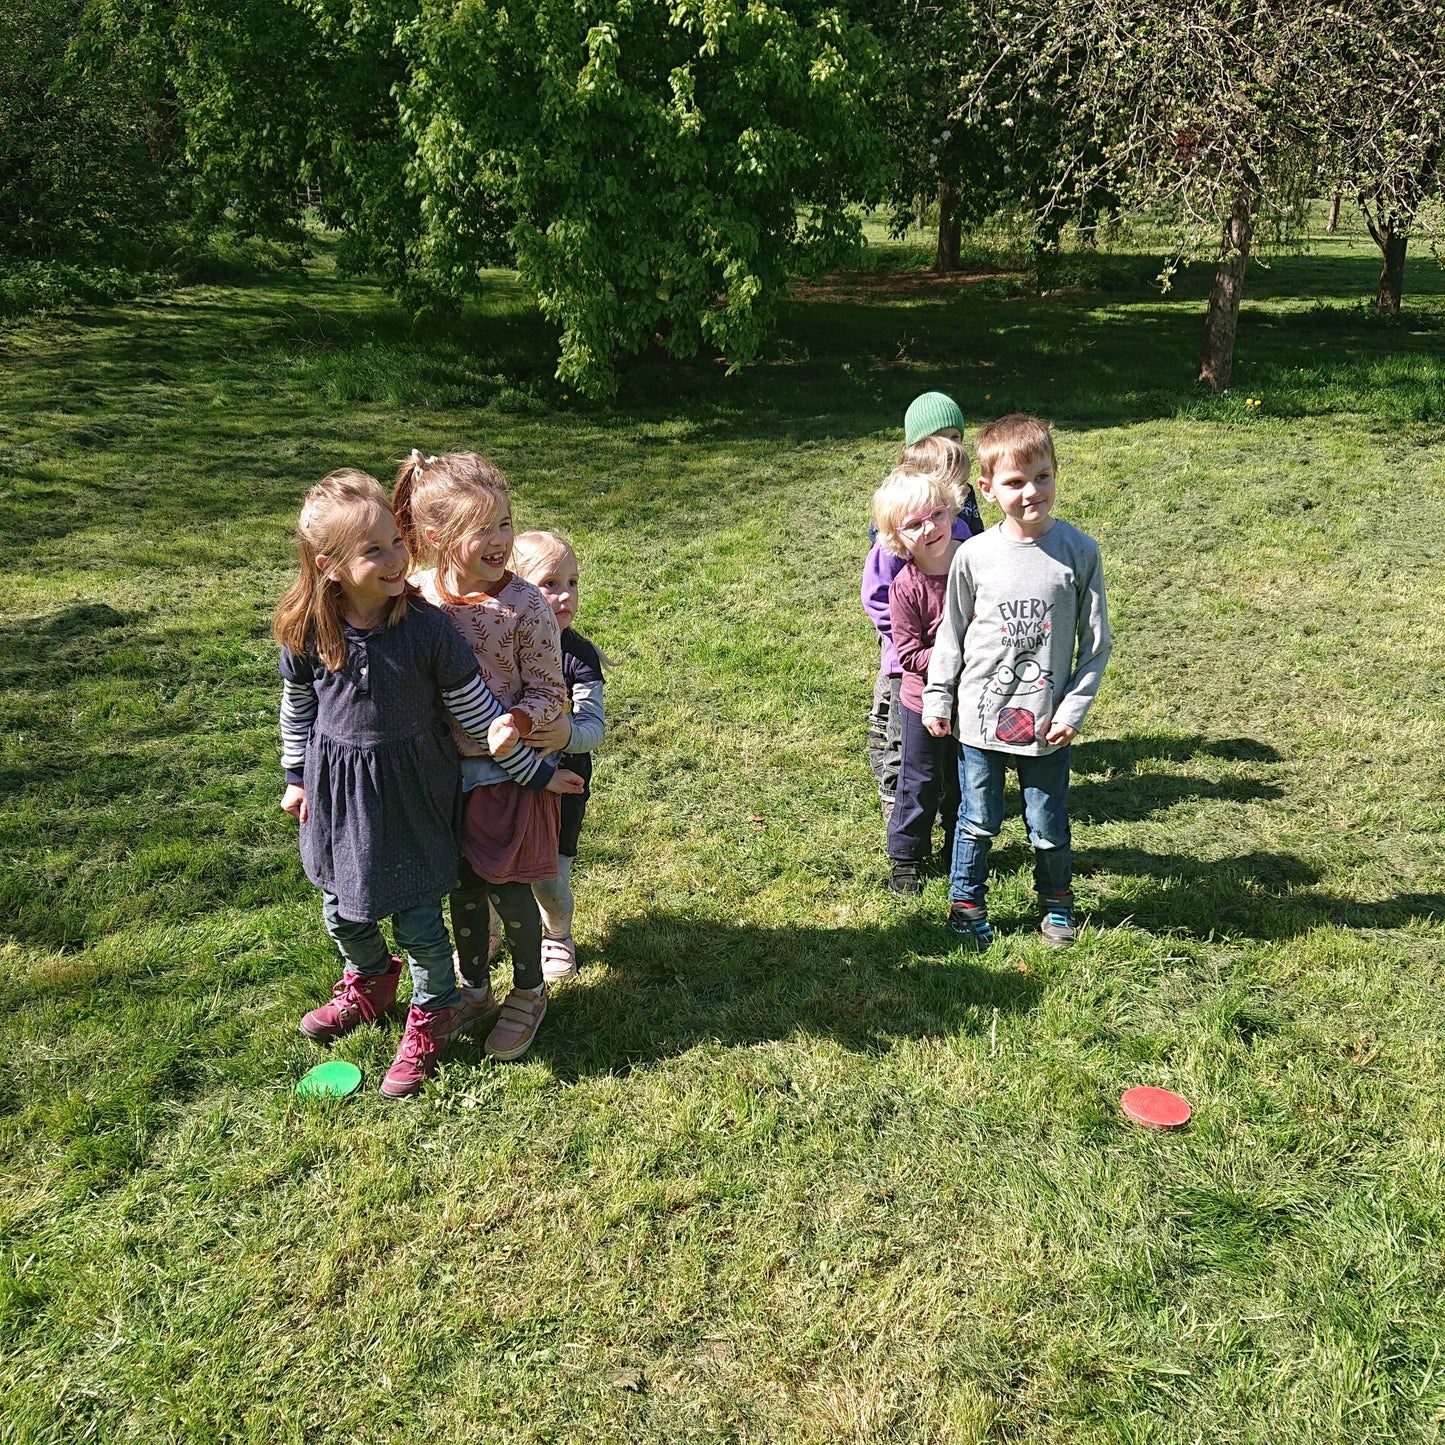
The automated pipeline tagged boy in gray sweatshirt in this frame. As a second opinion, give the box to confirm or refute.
[922,415,1111,949]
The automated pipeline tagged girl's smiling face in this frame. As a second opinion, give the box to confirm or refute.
[897,500,956,569]
[321,507,408,622]
[448,509,514,589]
[522,547,580,629]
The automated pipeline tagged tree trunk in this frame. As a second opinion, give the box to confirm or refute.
[1375,227,1407,313]
[934,180,961,273]
[1326,193,1341,233]
[1197,193,1255,392]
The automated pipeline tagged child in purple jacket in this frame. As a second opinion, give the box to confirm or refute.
[862,392,982,826]
[872,461,970,895]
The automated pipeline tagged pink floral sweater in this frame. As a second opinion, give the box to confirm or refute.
[414,569,566,758]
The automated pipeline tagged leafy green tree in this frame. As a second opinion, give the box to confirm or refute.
[400,0,890,395]
[156,0,427,287]
[110,0,888,395]
[0,0,182,262]
[1316,0,1445,312]
[1008,0,1338,390]
[867,0,1105,273]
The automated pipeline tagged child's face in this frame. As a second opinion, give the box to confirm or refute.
[322,508,408,616]
[897,499,956,567]
[980,451,1057,538]
[451,509,514,587]
[523,548,580,630]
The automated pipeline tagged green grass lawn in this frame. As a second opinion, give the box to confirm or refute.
[1,222,1443,1443]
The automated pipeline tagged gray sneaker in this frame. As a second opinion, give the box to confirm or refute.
[1039,892,1077,947]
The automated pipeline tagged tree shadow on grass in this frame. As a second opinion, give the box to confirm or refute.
[5,244,1441,569]
[502,912,1039,1082]
[1075,844,1445,943]
[972,733,1439,942]
[1068,733,1285,825]
[1072,735,1283,770]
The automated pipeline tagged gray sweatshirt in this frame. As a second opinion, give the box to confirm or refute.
[921,519,1111,754]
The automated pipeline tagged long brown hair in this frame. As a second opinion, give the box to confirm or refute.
[273,469,407,671]
[392,449,512,600]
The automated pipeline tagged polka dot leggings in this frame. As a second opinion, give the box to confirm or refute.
[450,857,543,992]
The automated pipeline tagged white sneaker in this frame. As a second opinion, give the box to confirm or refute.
[540,934,578,982]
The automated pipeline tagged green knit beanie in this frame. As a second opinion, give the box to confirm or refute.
[903,391,965,446]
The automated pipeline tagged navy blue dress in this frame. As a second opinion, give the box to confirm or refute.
[280,597,480,921]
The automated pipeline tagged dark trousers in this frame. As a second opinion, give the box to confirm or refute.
[887,704,961,862]
[451,858,543,991]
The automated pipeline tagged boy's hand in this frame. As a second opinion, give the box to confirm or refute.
[924,716,952,739]
[546,768,586,795]
[527,714,574,753]
[488,714,522,757]
[1045,720,1078,746]
[281,784,308,823]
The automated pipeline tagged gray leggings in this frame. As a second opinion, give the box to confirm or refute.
[531,854,575,939]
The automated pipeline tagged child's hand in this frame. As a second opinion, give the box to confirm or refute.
[488,714,522,757]
[528,714,574,753]
[546,768,586,795]
[924,716,952,739]
[282,784,308,823]
[1044,720,1078,746]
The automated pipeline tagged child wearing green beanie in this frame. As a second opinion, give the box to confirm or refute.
[862,392,982,827]
[904,392,966,447]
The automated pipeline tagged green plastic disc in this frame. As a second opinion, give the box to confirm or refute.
[296,1060,362,1098]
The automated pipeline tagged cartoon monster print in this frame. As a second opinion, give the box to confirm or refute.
[978,655,1053,745]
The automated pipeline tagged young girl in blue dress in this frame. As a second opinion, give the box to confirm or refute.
[275,469,558,1097]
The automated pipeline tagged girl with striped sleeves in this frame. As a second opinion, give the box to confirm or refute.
[276,469,581,1097]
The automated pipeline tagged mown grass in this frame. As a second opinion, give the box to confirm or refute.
[0,221,1442,1443]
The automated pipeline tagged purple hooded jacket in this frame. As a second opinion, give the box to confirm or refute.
[862,506,982,675]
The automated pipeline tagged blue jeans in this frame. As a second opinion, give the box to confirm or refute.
[949,744,1072,906]
[321,892,460,1012]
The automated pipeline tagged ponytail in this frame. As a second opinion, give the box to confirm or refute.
[392,448,437,566]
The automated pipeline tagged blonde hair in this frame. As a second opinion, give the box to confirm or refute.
[872,465,960,559]
[392,449,512,594]
[510,528,611,668]
[899,432,971,499]
[511,530,576,581]
[974,414,1056,481]
[274,469,406,672]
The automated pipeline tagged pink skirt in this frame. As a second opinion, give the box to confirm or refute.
[461,782,560,884]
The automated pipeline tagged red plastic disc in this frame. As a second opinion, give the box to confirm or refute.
[1120,1086,1191,1129]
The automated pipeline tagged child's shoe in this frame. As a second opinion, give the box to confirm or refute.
[946,901,994,952]
[380,1003,452,1098]
[443,984,497,1042]
[484,986,548,1061]
[888,859,923,896]
[299,958,402,1042]
[1039,891,1077,947]
[541,934,578,982]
